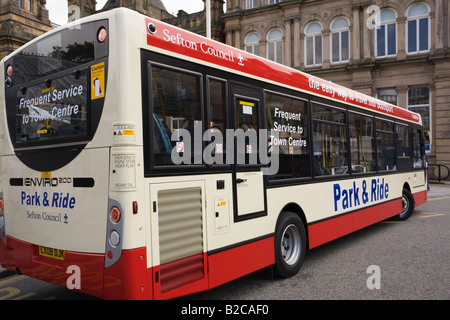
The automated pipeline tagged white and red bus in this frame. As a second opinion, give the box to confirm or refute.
[0,8,427,300]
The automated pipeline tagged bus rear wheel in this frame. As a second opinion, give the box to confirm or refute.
[274,212,306,278]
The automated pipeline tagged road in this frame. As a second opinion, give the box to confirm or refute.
[1,184,449,301]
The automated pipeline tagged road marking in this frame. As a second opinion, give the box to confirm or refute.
[0,275,27,287]
[11,292,36,300]
[428,196,450,201]
[419,211,445,219]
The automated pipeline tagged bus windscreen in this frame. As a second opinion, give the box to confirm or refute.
[16,71,89,145]
[4,20,108,150]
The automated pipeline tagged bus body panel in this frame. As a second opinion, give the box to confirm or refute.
[266,172,428,249]
[4,147,109,253]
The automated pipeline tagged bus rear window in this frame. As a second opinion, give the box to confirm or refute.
[8,20,108,86]
[16,71,88,145]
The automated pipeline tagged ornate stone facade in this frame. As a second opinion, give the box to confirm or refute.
[223,0,450,165]
[69,0,225,41]
[164,0,225,42]
[99,0,172,20]
[0,0,52,57]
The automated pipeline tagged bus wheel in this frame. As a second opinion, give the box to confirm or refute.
[392,189,415,221]
[274,212,306,278]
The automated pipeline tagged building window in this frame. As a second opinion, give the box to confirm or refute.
[19,0,23,9]
[331,18,350,63]
[268,0,280,4]
[28,0,32,12]
[408,86,430,151]
[377,88,398,105]
[267,29,283,64]
[376,9,397,58]
[245,33,260,56]
[305,22,323,67]
[406,3,430,54]
[247,0,258,9]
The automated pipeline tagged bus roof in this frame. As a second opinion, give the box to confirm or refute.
[141,11,421,125]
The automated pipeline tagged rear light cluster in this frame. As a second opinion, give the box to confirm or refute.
[0,193,5,245]
[105,198,124,268]
[109,207,121,247]
[105,199,138,268]
[110,207,121,223]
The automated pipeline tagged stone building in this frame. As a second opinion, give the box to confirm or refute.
[67,0,225,42]
[1,0,449,167]
[97,0,172,20]
[0,0,52,58]
[222,0,450,166]
[164,0,225,42]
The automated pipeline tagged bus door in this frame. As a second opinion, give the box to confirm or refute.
[230,84,266,221]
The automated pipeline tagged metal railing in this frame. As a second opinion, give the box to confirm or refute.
[427,163,450,182]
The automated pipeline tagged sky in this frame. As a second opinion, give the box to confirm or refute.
[46,0,206,26]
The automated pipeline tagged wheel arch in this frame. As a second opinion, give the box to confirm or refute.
[278,202,309,251]
[403,181,412,193]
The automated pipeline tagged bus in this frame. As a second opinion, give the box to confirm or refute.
[0,8,427,300]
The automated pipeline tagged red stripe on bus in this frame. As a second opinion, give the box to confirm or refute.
[308,198,403,249]
[1,236,105,298]
[104,247,148,300]
[413,189,427,207]
[150,238,275,299]
[151,252,208,300]
[207,236,275,289]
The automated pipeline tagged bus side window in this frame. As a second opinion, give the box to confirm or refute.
[395,124,410,158]
[376,119,396,171]
[312,103,347,176]
[349,112,376,173]
[265,92,310,180]
[412,129,424,169]
[395,123,412,171]
[206,78,227,164]
[151,65,202,166]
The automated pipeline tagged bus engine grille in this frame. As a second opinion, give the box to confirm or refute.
[157,186,204,292]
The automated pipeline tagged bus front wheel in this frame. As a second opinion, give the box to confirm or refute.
[273,212,306,278]
[392,188,415,221]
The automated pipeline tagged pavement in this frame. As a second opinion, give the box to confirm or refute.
[428,181,450,198]
[1,182,450,275]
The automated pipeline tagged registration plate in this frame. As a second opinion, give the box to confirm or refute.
[39,246,65,261]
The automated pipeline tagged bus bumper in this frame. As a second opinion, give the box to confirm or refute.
[0,236,148,300]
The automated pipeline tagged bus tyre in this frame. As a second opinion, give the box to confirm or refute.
[393,189,415,221]
[274,212,306,278]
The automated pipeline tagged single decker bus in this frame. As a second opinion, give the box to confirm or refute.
[0,8,427,299]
